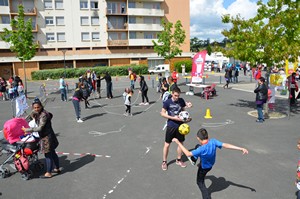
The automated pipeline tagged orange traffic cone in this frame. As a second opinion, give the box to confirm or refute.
[206,74,208,78]
[204,108,212,119]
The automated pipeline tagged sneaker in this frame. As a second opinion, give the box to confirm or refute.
[139,102,145,106]
[187,156,197,166]
[129,114,133,117]
[162,161,168,171]
[176,159,187,168]
[123,113,128,116]
[144,102,149,105]
[77,118,84,123]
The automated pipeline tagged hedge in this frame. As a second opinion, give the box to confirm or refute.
[174,60,192,73]
[31,65,148,80]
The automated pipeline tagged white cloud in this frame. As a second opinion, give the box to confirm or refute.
[190,0,258,41]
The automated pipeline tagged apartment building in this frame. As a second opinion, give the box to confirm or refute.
[0,0,190,79]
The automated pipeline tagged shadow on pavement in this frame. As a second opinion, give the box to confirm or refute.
[58,155,95,174]
[206,175,256,195]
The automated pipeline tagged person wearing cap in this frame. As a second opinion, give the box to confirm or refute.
[172,128,249,199]
[22,98,60,179]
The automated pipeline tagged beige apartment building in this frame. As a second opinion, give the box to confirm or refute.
[0,0,190,79]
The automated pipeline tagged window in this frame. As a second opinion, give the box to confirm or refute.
[55,0,63,9]
[0,0,8,6]
[128,2,135,8]
[56,17,64,26]
[80,0,88,9]
[45,17,54,25]
[44,0,53,9]
[129,32,136,39]
[1,15,10,24]
[91,17,99,25]
[129,17,136,24]
[144,32,157,39]
[80,16,89,25]
[81,32,90,41]
[91,1,98,9]
[46,33,55,41]
[92,32,100,40]
[57,33,65,41]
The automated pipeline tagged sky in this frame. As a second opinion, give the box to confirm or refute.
[190,0,263,41]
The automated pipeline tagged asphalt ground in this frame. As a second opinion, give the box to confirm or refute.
[0,72,299,199]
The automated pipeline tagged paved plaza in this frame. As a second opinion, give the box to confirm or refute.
[0,72,299,199]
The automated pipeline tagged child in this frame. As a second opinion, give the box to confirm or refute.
[172,128,248,199]
[17,81,24,95]
[8,84,14,99]
[124,88,133,117]
[296,138,300,199]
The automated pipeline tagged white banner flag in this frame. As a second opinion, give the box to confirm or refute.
[15,95,29,117]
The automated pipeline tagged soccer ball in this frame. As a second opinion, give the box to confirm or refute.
[179,111,190,122]
[178,123,190,135]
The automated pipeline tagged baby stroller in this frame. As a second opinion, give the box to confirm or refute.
[0,134,43,180]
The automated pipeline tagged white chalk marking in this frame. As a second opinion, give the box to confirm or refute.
[89,125,126,137]
[202,119,235,128]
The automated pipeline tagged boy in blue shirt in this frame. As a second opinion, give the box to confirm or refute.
[173,128,248,199]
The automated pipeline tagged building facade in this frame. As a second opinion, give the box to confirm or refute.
[0,0,190,79]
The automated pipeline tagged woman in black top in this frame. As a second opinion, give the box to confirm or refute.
[139,75,149,105]
[254,77,268,123]
[72,82,85,123]
[101,72,113,99]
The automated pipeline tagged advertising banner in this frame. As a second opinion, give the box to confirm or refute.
[191,50,207,83]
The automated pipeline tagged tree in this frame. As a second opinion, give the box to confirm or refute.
[0,4,38,96]
[221,0,300,67]
[153,19,186,64]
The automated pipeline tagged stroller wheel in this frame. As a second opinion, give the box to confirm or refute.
[21,170,32,180]
[35,162,44,171]
[0,168,10,178]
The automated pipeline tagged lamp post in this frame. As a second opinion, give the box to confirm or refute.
[61,49,67,78]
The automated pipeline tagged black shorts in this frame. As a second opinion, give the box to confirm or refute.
[165,126,185,143]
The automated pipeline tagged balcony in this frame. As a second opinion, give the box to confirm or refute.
[128,24,163,31]
[107,40,129,46]
[129,39,157,46]
[0,6,10,14]
[106,9,127,15]
[107,23,128,31]
[0,24,11,31]
[10,7,37,16]
[127,8,164,16]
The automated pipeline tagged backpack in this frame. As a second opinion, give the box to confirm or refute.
[162,91,171,103]
[133,73,137,81]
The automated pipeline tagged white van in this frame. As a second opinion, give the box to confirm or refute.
[148,64,170,74]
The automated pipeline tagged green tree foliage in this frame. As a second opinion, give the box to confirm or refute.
[153,20,186,63]
[221,0,300,67]
[0,4,37,94]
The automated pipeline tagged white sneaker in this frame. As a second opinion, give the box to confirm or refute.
[144,102,149,105]
[123,113,128,116]
[139,103,145,106]
[77,118,83,123]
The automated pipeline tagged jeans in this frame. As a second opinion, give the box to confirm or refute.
[197,166,212,199]
[257,103,264,121]
[44,150,59,173]
[130,80,135,89]
[106,82,113,98]
[60,88,67,101]
[297,190,300,199]
[72,99,81,120]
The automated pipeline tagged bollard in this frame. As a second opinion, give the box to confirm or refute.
[203,77,206,84]
[250,74,252,83]
[219,76,222,84]
[186,78,188,84]
[152,79,154,88]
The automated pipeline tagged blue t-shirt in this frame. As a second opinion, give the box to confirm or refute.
[191,138,223,169]
[163,97,186,128]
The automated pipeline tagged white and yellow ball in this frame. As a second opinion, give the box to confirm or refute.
[178,123,190,135]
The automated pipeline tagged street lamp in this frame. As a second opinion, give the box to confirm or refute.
[61,49,67,78]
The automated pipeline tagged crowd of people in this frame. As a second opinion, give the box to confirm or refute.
[0,75,24,100]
